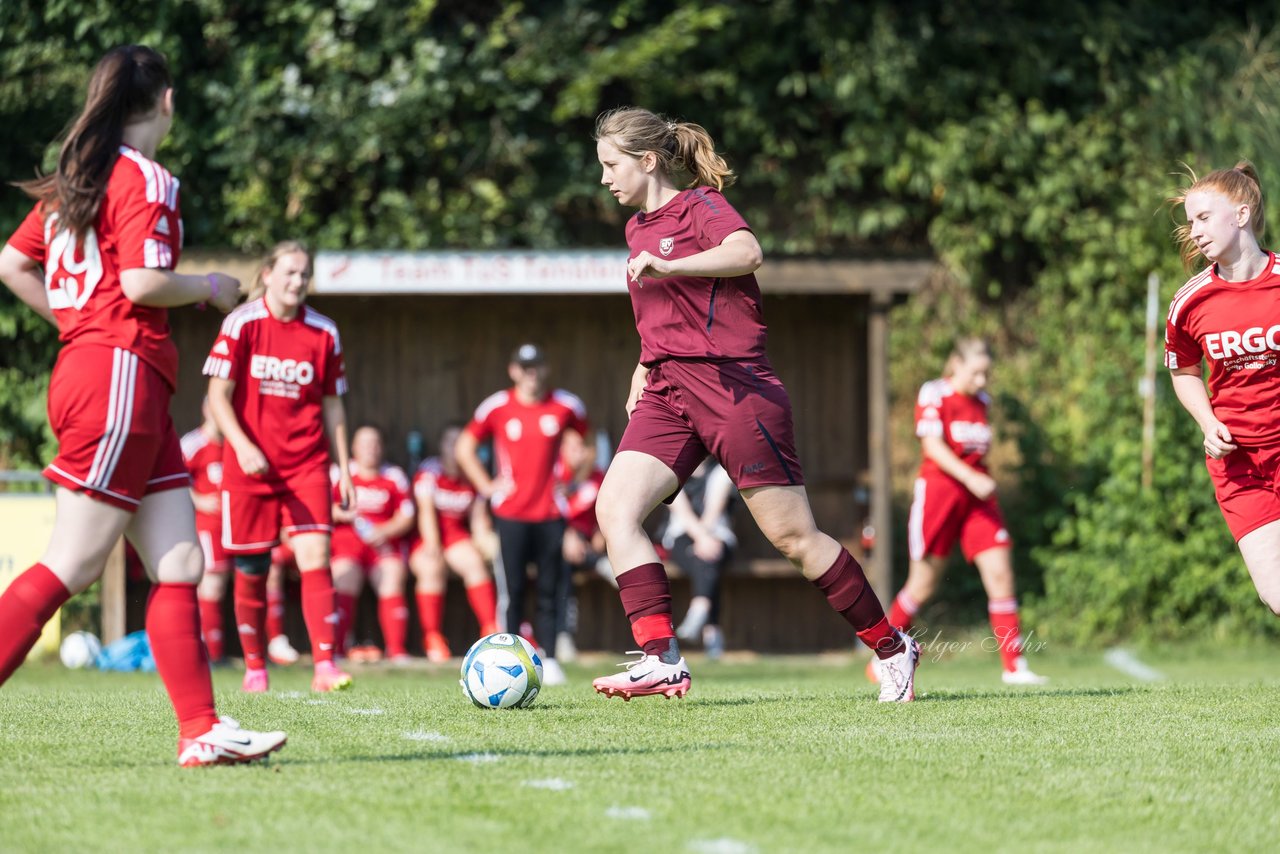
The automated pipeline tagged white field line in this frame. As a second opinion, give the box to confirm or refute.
[1103,647,1165,682]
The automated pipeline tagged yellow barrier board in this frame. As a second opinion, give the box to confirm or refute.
[0,495,59,659]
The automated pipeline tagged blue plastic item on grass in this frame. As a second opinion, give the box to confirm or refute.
[95,630,157,673]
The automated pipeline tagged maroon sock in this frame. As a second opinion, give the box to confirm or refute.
[0,564,71,686]
[147,583,220,739]
[233,572,268,670]
[616,563,679,662]
[301,570,339,664]
[811,550,904,659]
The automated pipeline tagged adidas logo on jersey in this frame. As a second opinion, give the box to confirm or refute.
[212,340,230,356]
[155,216,170,236]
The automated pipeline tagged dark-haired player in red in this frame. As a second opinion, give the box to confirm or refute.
[456,344,589,686]
[181,400,231,663]
[330,424,415,662]
[0,45,285,765]
[1167,160,1280,618]
[590,107,918,702]
[876,338,1046,685]
[410,423,500,662]
[205,240,354,694]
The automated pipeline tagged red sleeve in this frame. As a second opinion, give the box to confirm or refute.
[203,315,249,381]
[413,469,437,502]
[7,203,47,264]
[1164,312,1202,371]
[915,382,945,439]
[390,467,414,516]
[689,188,752,251]
[466,412,494,442]
[323,330,348,396]
[111,162,181,271]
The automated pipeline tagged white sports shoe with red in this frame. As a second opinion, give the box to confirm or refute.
[593,651,691,700]
[877,632,920,703]
[178,717,287,767]
[1001,656,1049,685]
[267,634,300,666]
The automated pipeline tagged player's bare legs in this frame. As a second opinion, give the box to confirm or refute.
[371,556,410,661]
[292,531,352,691]
[447,541,500,637]
[593,451,691,699]
[973,546,1045,684]
[39,489,134,592]
[409,546,452,661]
[739,484,840,580]
[1237,519,1280,615]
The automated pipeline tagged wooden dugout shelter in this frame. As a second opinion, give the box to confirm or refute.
[150,250,931,654]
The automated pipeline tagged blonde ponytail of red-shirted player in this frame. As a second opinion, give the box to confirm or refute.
[594,107,735,191]
[1171,160,1266,270]
[16,45,171,241]
[249,240,313,302]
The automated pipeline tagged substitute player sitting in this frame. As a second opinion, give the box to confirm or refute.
[330,424,416,663]
[877,338,1047,685]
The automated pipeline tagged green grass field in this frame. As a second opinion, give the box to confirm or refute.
[2,642,1278,853]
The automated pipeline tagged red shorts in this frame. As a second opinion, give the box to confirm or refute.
[43,345,189,511]
[331,524,403,569]
[618,358,804,496]
[907,475,1011,562]
[409,525,472,559]
[196,513,230,573]
[221,482,332,554]
[1206,443,1280,540]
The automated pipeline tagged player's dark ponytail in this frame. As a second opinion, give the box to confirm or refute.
[17,45,171,240]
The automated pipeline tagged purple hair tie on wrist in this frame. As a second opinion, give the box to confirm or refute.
[197,273,219,310]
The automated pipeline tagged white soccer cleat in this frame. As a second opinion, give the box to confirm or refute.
[178,717,287,767]
[593,651,691,700]
[267,634,300,666]
[541,656,567,686]
[1002,656,1049,685]
[877,632,919,703]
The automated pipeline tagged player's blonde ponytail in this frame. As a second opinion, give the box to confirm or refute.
[595,107,735,191]
[1170,160,1266,270]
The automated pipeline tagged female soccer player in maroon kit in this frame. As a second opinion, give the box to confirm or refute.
[0,45,285,765]
[877,339,1047,685]
[589,107,919,702]
[205,241,355,694]
[1167,162,1280,617]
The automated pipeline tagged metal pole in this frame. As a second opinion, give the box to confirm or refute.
[1141,272,1160,491]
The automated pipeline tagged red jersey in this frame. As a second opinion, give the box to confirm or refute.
[466,388,589,522]
[557,466,605,538]
[6,145,184,388]
[203,298,347,494]
[332,462,413,524]
[414,457,477,540]
[625,187,765,365]
[180,427,223,517]
[1165,253,1280,445]
[915,378,992,479]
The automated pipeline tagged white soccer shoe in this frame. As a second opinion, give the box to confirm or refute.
[1001,656,1049,685]
[877,632,920,703]
[267,634,300,666]
[593,652,691,700]
[541,656,567,686]
[178,717,287,767]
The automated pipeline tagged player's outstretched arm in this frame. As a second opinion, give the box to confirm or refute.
[0,244,55,324]
[120,267,240,311]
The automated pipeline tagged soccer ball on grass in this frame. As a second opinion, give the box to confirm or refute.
[459,632,543,709]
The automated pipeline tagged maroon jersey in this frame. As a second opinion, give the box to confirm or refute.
[625,187,765,365]
[915,378,993,479]
[414,457,477,543]
[465,388,589,522]
[1165,253,1280,445]
[180,427,223,520]
[6,145,184,388]
[203,298,347,493]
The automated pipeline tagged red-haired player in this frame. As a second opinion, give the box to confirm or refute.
[180,400,231,663]
[1167,161,1280,618]
[409,422,500,662]
[330,425,416,662]
[590,107,917,702]
[0,45,285,764]
[878,339,1047,685]
[205,241,354,694]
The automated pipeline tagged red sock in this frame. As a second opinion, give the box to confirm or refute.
[334,591,358,657]
[233,572,268,670]
[301,570,339,664]
[888,590,919,633]
[616,563,677,660]
[378,595,409,657]
[416,591,444,642]
[198,598,225,661]
[0,564,71,686]
[147,583,219,740]
[464,581,498,635]
[988,597,1022,672]
[811,549,904,659]
[266,588,286,640]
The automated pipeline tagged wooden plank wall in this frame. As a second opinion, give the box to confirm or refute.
[168,292,872,652]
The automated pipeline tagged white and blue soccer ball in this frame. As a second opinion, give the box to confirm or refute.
[459,632,543,709]
[59,631,102,669]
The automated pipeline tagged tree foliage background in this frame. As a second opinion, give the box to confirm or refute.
[3,0,1279,641]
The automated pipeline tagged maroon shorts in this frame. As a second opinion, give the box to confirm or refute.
[331,524,403,570]
[907,475,1011,562]
[44,345,189,510]
[221,481,332,554]
[196,513,231,573]
[618,358,804,495]
[1206,443,1280,540]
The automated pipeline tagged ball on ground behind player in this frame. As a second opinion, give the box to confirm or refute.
[59,631,102,669]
